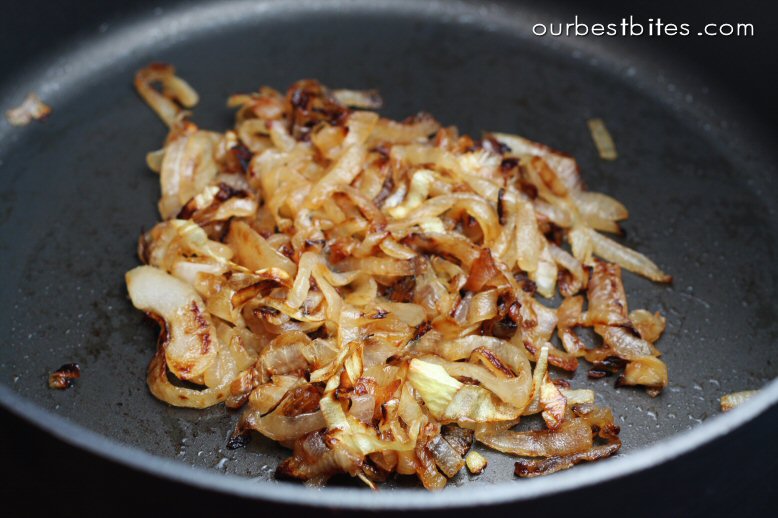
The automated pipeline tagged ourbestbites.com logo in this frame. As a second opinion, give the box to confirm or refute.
[532,15,754,37]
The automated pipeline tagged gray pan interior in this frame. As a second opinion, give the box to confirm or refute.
[0,0,776,510]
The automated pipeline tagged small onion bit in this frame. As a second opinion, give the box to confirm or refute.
[720,390,759,412]
[134,63,199,127]
[48,363,81,390]
[465,451,488,475]
[587,118,618,161]
[125,65,674,490]
[6,92,52,126]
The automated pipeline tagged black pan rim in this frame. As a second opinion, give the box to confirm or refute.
[1,0,776,509]
[3,381,777,509]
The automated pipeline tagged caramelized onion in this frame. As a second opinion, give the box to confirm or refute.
[617,356,668,394]
[127,68,673,490]
[515,441,620,477]
[629,309,666,343]
[134,63,198,127]
[477,418,592,457]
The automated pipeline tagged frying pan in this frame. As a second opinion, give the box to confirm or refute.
[1,0,776,511]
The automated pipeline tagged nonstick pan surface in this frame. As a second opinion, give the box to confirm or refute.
[1,0,776,510]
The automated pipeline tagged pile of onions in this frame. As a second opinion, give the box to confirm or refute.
[126,63,672,489]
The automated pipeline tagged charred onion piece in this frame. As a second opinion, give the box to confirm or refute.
[514,441,621,477]
[48,363,80,390]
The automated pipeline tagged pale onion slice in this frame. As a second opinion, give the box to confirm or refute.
[560,388,595,406]
[629,309,667,343]
[515,199,542,273]
[491,132,583,193]
[588,228,671,283]
[420,355,531,411]
[549,243,585,296]
[369,113,440,144]
[248,375,304,414]
[126,265,217,381]
[618,356,668,393]
[146,348,229,408]
[409,335,531,380]
[587,118,618,161]
[320,394,418,455]
[306,143,368,208]
[596,326,659,360]
[539,375,567,429]
[572,191,628,221]
[441,385,521,424]
[407,359,463,419]
[226,220,297,277]
[244,407,326,442]
[531,244,558,299]
[388,169,435,218]
[159,130,221,219]
[331,88,383,109]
